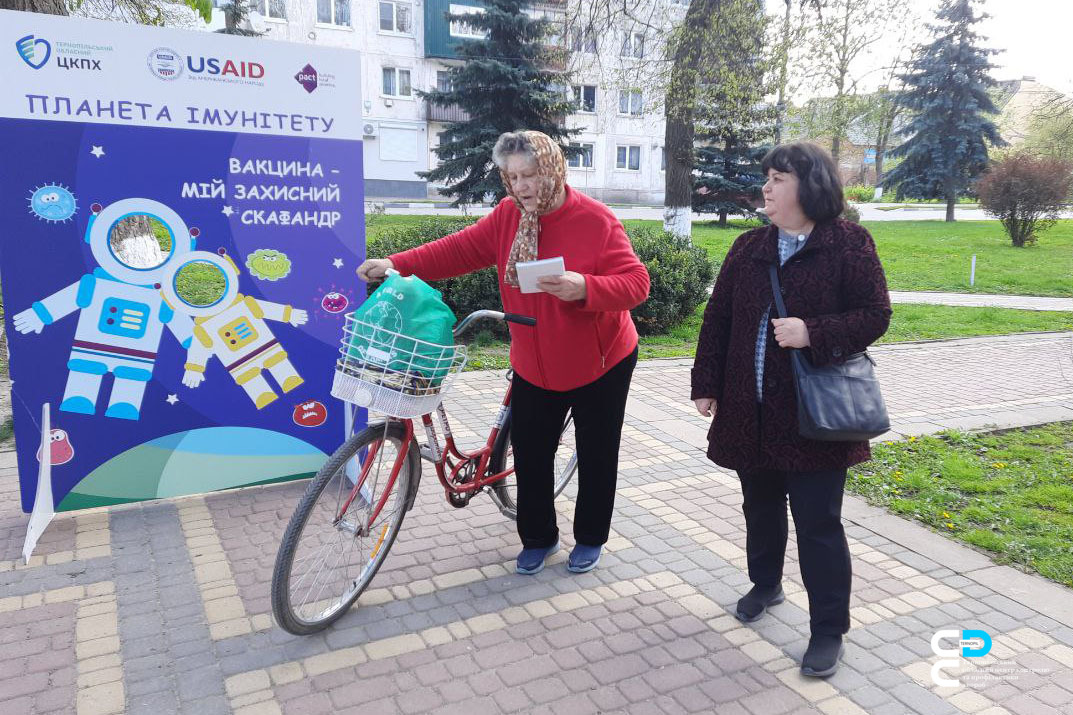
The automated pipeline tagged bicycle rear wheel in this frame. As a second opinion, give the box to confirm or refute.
[489,408,577,520]
[272,421,418,635]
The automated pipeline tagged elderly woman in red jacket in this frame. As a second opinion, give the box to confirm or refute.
[359,130,650,576]
[691,142,891,678]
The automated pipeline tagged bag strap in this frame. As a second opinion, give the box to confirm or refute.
[768,264,789,320]
[769,263,810,373]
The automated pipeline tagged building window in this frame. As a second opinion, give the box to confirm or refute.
[616,145,641,171]
[379,1,412,34]
[571,85,596,113]
[450,4,487,39]
[436,70,453,93]
[568,142,594,169]
[317,0,349,25]
[660,147,666,171]
[620,31,645,59]
[524,7,565,46]
[570,26,597,53]
[618,89,643,116]
[252,0,286,20]
[382,67,412,97]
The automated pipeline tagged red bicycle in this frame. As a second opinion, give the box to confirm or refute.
[271,310,578,635]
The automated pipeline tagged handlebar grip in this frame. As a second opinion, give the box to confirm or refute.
[503,313,536,327]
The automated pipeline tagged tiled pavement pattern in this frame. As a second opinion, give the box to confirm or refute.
[1,331,1072,714]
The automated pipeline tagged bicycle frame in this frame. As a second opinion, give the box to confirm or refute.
[421,380,514,497]
[336,378,514,525]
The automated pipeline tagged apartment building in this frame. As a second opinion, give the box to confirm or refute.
[208,0,681,203]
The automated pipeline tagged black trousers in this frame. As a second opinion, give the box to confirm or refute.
[737,467,852,635]
[511,347,638,549]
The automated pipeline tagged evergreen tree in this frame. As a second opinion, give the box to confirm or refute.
[883,0,1004,221]
[419,0,577,205]
[691,4,773,228]
[693,141,770,227]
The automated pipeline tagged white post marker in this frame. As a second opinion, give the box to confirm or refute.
[22,403,55,563]
[970,254,977,287]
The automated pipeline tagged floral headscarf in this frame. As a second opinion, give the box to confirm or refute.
[499,131,567,288]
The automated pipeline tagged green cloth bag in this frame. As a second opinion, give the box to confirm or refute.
[347,271,457,386]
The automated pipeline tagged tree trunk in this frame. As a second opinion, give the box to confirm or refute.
[946,194,956,222]
[773,0,792,145]
[663,0,719,240]
[718,210,728,227]
[0,0,67,12]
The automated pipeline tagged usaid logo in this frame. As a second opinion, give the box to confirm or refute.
[295,64,318,93]
[147,47,183,80]
[930,629,992,686]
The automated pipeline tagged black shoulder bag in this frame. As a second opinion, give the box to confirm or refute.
[768,264,890,442]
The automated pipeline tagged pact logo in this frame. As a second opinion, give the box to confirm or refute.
[930,629,992,686]
[295,64,318,93]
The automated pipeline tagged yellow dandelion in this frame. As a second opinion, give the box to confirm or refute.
[908,436,917,442]
[942,512,950,519]
[946,522,954,529]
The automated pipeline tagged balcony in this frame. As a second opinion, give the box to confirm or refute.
[426,102,471,123]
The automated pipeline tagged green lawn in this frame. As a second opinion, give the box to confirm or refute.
[848,422,1073,588]
[376,215,1073,297]
[681,219,1073,297]
[367,214,1073,369]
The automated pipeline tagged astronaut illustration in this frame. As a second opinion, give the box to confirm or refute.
[165,249,308,409]
[12,199,196,420]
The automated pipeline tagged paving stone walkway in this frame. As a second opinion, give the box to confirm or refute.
[1,332,1072,714]
[887,292,1073,312]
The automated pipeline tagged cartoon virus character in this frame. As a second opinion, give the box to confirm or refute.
[321,291,349,314]
[28,183,77,223]
[12,199,196,420]
[245,249,292,281]
[292,400,327,427]
[36,428,75,465]
[167,250,309,410]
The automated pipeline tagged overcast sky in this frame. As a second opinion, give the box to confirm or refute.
[773,0,1072,97]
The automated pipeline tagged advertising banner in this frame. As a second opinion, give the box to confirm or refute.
[0,9,365,515]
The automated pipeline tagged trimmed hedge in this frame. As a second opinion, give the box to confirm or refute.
[365,217,716,337]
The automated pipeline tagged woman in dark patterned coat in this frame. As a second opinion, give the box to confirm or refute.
[691,142,891,678]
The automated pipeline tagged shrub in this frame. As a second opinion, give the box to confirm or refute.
[843,184,875,202]
[976,153,1073,247]
[626,227,716,336]
[840,203,861,224]
[365,217,506,336]
[365,217,716,339]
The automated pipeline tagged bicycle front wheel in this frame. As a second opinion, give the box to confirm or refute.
[489,408,577,520]
[272,421,418,635]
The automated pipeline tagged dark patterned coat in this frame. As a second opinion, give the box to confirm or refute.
[690,219,892,472]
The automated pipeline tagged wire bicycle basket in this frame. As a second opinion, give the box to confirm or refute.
[331,313,468,418]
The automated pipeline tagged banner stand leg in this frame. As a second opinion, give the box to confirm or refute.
[22,403,55,563]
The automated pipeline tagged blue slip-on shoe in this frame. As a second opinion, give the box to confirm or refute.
[516,541,560,575]
[567,543,602,573]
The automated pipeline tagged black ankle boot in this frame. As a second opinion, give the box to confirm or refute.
[801,634,844,677]
[735,584,784,623]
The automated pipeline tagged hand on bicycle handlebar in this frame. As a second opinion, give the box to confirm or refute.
[357,258,394,282]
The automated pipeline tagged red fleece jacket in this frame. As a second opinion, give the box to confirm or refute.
[389,186,650,391]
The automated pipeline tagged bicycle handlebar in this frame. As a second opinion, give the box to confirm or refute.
[453,310,536,337]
